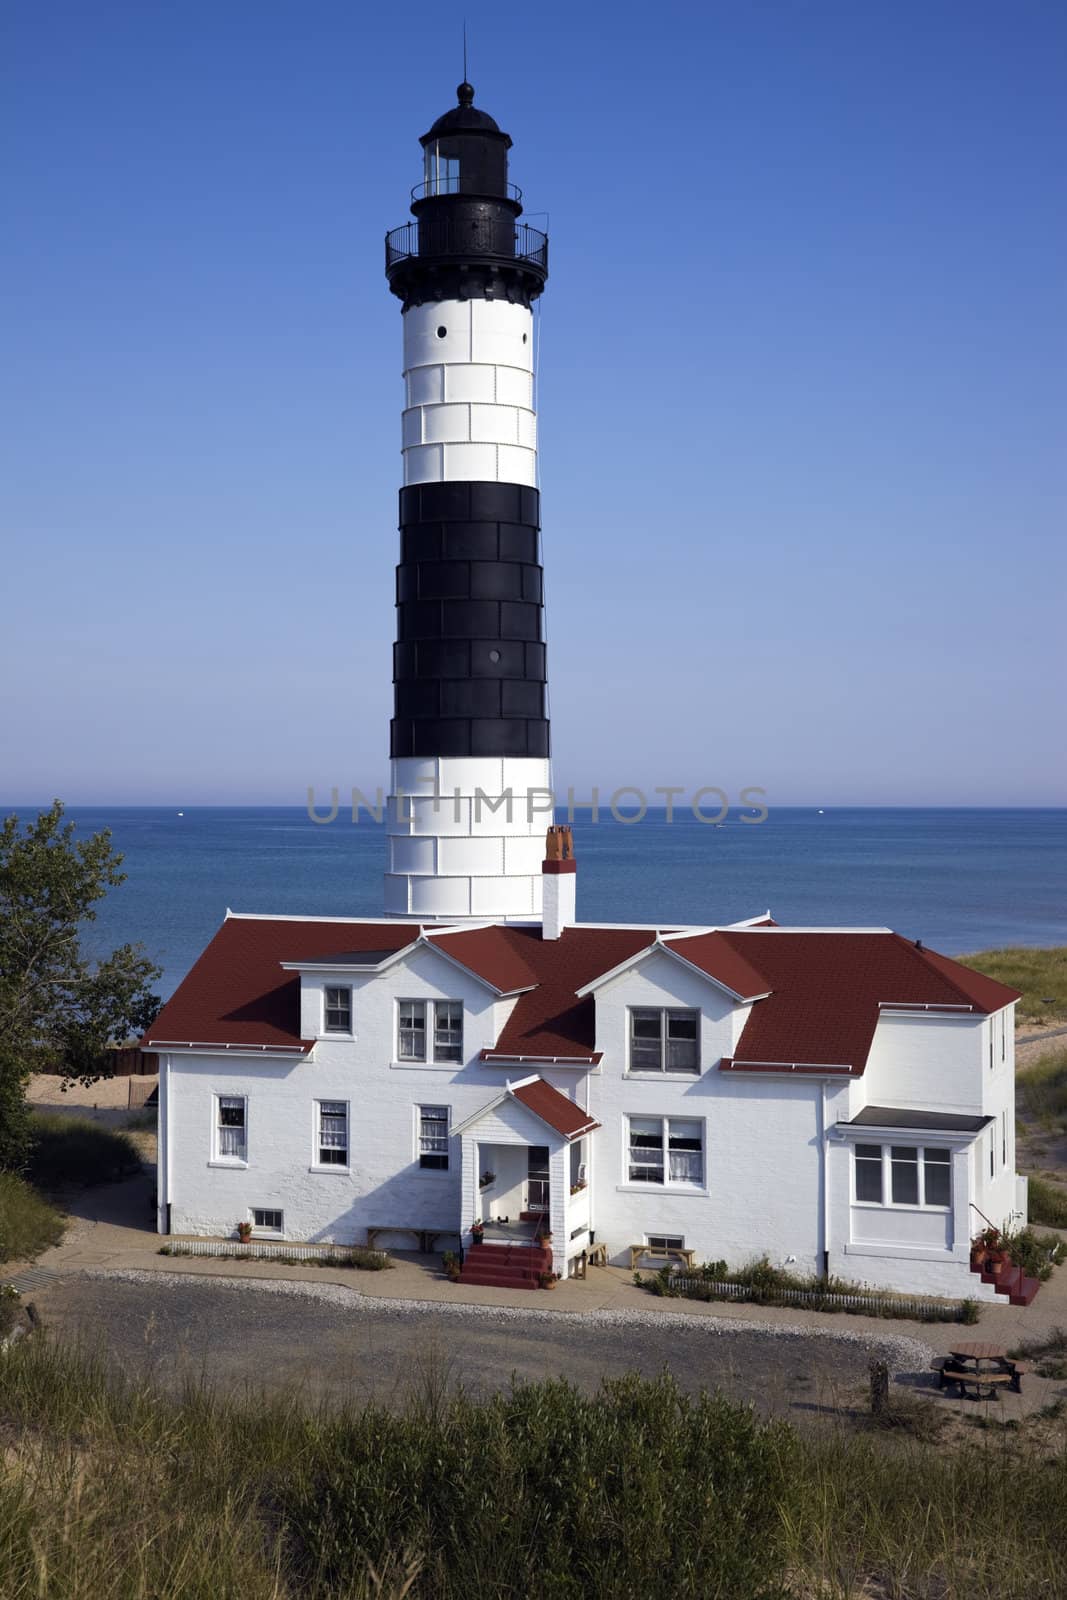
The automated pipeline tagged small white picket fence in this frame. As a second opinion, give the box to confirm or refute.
[669,1274,969,1322]
[162,1239,387,1266]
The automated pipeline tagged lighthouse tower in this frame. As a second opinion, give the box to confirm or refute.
[383,83,551,920]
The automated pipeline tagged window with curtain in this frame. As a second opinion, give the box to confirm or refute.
[316,1101,348,1166]
[627,1117,704,1187]
[216,1096,246,1161]
[418,1106,449,1169]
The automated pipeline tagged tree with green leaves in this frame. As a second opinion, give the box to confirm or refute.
[0,801,161,1170]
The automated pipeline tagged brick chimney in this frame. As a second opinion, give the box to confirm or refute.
[542,824,576,940]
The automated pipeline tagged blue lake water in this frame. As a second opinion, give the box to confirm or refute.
[9,806,1065,999]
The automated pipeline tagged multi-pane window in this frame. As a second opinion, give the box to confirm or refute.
[324,987,351,1033]
[398,1001,463,1063]
[646,1235,685,1255]
[627,1117,704,1187]
[251,1208,283,1233]
[433,1001,463,1062]
[316,1101,348,1166]
[217,1096,246,1161]
[854,1144,951,1208]
[628,1008,699,1074]
[418,1105,449,1169]
[855,1143,884,1202]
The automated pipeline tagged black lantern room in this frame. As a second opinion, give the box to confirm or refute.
[385,83,549,309]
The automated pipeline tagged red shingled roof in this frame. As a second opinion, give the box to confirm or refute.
[662,930,772,999]
[432,924,656,1059]
[510,1077,600,1139]
[143,917,418,1051]
[144,915,1019,1076]
[718,931,1019,1076]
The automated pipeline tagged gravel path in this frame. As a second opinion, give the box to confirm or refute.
[32,1270,936,1418]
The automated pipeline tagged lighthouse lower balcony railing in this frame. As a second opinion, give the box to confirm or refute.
[385,220,548,274]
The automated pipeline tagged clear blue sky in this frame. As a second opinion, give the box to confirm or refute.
[3,1,1065,807]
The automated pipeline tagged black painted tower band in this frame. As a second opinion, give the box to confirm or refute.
[391,480,548,760]
[386,85,551,767]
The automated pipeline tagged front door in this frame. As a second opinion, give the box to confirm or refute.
[527,1145,550,1212]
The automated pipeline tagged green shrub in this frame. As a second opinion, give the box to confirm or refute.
[959,1297,981,1325]
[1027,1175,1067,1228]
[4,1339,1067,1598]
[1006,1227,1067,1282]
[0,1172,65,1263]
[25,1114,141,1189]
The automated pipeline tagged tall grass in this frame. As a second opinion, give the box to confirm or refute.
[0,1172,65,1264]
[1019,1046,1067,1130]
[25,1113,141,1189]
[1028,1174,1067,1228]
[2,1338,1066,1599]
[958,946,1067,1022]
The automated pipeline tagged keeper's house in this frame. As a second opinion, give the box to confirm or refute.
[145,847,1025,1303]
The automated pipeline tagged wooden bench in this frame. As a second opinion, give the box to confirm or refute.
[587,1242,608,1268]
[365,1226,452,1254]
[629,1244,697,1271]
[939,1365,1015,1399]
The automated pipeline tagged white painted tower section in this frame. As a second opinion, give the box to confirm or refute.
[401,300,537,487]
[385,297,551,921]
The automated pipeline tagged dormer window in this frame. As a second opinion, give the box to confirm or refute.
[628,1008,699,1074]
[324,986,352,1034]
[398,999,464,1064]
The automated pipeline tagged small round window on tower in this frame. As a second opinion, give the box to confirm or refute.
[488,649,501,664]
[436,325,447,339]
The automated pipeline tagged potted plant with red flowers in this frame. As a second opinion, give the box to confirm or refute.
[539,1270,559,1289]
[237,1220,253,1245]
[470,1219,485,1246]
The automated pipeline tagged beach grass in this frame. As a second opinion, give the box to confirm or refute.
[958,946,1067,1023]
[25,1114,141,1190]
[1027,1175,1067,1229]
[1018,1045,1067,1130]
[0,1173,65,1265]
[2,1338,1067,1599]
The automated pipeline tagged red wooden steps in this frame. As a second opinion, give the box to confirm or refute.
[459,1243,552,1291]
[970,1256,1041,1307]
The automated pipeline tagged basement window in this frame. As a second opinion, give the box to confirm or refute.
[251,1208,283,1235]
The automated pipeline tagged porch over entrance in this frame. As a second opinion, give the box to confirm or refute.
[453,1074,599,1276]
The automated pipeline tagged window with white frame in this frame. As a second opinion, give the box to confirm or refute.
[854,1143,951,1208]
[418,1105,450,1169]
[324,986,352,1033]
[316,1101,348,1166]
[627,1116,704,1187]
[398,1000,463,1064]
[216,1096,247,1161]
[251,1208,283,1233]
[628,1008,699,1074]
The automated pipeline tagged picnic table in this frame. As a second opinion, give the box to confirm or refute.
[938,1342,1024,1399]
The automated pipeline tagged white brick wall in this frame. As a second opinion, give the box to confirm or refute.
[161,943,1017,1299]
